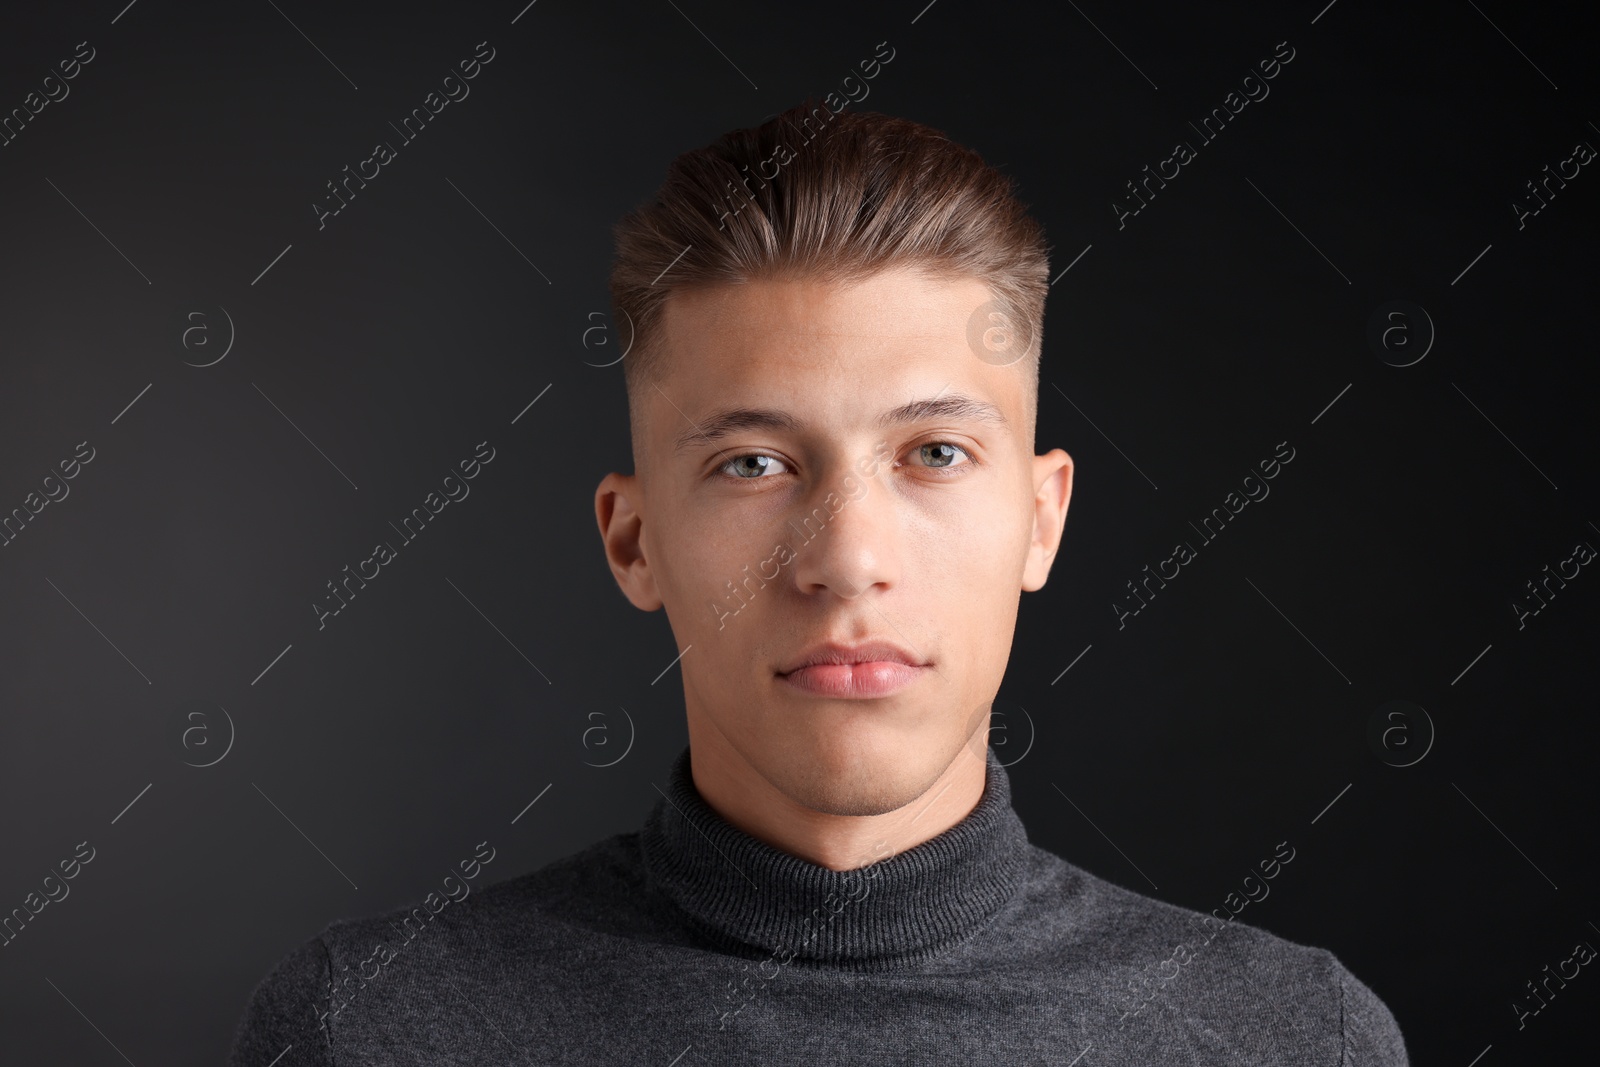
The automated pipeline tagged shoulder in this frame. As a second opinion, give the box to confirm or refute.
[228,831,651,1064]
[317,830,661,970]
[1004,845,1409,1063]
[226,934,334,1065]
[1336,961,1411,1065]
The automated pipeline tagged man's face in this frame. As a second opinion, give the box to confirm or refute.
[597,266,1071,817]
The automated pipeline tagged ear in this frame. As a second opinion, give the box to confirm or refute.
[595,472,663,611]
[1022,449,1073,592]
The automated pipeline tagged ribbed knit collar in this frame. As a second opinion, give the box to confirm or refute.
[639,745,1030,973]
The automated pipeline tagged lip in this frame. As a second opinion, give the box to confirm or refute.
[776,640,930,699]
[778,661,928,698]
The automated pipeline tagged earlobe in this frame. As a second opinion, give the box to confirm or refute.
[1021,450,1073,592]
[595,473,663,611]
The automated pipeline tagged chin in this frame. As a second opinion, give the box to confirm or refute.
[773,730,936,817]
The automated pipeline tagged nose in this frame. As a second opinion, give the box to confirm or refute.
[785,461,900,599]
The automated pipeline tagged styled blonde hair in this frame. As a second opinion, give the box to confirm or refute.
[609,100,1050,449]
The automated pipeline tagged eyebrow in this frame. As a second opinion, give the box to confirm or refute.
[672,393,1009,455]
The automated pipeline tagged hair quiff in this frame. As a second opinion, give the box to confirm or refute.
[608,100,1050,447]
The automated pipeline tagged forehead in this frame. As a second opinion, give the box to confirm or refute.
[643,267,1028,455]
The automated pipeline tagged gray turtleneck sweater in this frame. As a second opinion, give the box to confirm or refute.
[227,746,1409,1065]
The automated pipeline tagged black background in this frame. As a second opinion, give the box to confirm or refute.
[0,0,1595,1063]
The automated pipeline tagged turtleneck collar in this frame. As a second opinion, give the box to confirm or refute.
[638,745,1031,973]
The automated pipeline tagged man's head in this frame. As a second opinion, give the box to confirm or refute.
[595,103,1072,828]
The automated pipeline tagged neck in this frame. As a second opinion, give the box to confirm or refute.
[639,735,1030,970]
[685,719,989,871]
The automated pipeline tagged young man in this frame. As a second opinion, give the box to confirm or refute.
[229,103,1409,1064]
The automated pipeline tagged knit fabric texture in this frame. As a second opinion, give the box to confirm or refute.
[228,745,1409,1065]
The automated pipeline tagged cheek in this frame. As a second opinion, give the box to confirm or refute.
[921,483,1029,571]
[657,517,746,608]
[928,490,1029,621]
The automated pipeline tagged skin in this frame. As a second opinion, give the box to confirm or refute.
[594,266,1073,871]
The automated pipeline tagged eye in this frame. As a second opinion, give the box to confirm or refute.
[717,453,791,480]
[714,441,975,482]
[911,441,973,470]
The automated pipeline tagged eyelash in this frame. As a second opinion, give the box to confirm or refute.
[713,440,977,482]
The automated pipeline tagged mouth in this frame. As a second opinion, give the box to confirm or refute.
[776,640,930,699]
[778,661,929,698]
